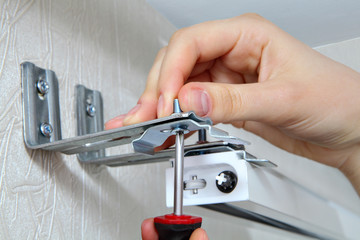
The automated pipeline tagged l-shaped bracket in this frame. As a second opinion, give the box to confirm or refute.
[21,62,276,167]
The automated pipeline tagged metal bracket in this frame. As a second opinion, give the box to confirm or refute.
[21,62,62,146]
[21,62,276,167]
[76,85,105,161]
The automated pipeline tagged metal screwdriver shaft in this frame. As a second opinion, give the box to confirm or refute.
[173,99,184,216]
[153,99,202,240]
[174,130,184,215]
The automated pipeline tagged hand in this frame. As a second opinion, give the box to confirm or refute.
[106,14,360,194]
[141,218,208,240]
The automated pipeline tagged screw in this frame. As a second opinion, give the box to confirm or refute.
[173,99,182,113]
[192,175,198,194]
[36,78,49,95]
[40,122,53,137]
[216,171,237,193]
[184,175,206,193]
[197,129,207,143]
[86,104,96,117]
[170,127,190,135]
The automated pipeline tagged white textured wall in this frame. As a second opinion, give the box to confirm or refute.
[0,0,359,239]
[0,0,176,239]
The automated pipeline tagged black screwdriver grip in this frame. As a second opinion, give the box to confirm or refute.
[155,222,201,240]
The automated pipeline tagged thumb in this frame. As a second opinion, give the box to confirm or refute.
[178,81,294,124]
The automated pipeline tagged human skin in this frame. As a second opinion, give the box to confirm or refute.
[105,13,360,239]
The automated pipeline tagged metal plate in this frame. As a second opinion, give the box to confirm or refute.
[21,62,256,166]
[21,62,62,147]
[80,141,241,165]
[81,141,276,168]
[76,85,105,161]
[132,117,250,155]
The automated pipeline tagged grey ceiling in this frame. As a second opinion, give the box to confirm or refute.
[147,0,360,47]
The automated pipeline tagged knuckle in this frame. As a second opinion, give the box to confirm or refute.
[228,89,243,120]
[218,86,242,121]
[241,13,265,21]
[170,28,189,43]
[234,13,268,29]
[158,46,167,57]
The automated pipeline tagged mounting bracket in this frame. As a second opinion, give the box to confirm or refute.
[20,62,276,167]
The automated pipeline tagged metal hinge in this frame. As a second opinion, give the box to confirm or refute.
[21,62,276,167]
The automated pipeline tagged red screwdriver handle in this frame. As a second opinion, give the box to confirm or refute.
[154,214,202,240]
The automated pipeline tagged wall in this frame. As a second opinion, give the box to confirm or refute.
[147,0,360,47]
[0,0,176,239]
[0,0,359,239]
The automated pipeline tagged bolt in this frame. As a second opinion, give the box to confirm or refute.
[36,78,49,95]
[216,171,237,193]
[192,175,198,194]
[40,122,53,137]
[184,175,206,193]
[86,104,96,117]
[173,99,182,113]
[197,129,207,143]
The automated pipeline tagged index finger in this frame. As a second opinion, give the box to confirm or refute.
[156,14,271,117]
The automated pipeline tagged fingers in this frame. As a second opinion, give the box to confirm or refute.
[122,47,167,126]
[178,81,296,125]
[156,14,273,118]
[121,14,288,123]
[141,218,158,240]
[105,114,126,130]
[190,228,209,240]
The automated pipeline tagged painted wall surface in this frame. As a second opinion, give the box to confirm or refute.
[0,0,176,239]
[0,0,359,239]
[147,0,360,47]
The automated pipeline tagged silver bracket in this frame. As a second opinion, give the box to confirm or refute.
[21,62,276,168]
[76,85,105,161]
[21,62,62,146]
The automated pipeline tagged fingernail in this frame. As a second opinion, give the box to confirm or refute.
[157,94,164,117]
[123,104,141,122]
[190,89,210,116]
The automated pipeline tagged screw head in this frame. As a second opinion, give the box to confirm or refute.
[86,104,96,117]
[170,127,190,135]
[36,79,49,95]
[192,175,198,194]
[216,171,237,193]
[40,122,53,137]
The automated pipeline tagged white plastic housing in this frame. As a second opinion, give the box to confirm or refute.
[165,151,360,239]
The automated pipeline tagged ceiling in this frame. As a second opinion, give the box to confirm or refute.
[147,0,360,47]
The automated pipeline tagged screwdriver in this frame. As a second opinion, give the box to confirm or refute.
[154,99,202,240]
